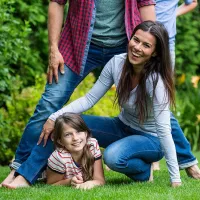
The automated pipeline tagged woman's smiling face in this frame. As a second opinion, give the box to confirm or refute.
[128,29,157,70]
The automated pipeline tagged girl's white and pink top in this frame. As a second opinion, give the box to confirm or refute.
[48,138,101,179]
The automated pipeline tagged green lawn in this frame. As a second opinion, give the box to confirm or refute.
[1,153,200,200]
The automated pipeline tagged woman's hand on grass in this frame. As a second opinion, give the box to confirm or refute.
[171,182,181,188]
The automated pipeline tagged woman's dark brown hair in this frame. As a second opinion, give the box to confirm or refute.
[116,20,175,123]
[53,113,94,181]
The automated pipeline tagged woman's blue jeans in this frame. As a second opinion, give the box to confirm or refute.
[11,43,197,184]
[82,115,164,181]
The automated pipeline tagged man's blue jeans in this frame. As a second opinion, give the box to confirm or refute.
[11,43,197,184]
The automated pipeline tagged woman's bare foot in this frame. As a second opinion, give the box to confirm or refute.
[185,164,200,179]
[152,161,160,171]
[1,169,15,187]
[149,164,154,182]
[105,165,111,171]
[3,175,30,189]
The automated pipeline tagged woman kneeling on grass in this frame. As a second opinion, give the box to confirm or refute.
[40,20,181,187]
[46,113,105,189]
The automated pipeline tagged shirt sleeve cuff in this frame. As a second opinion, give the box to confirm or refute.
[49,114,57,122]
[170,178,182,183]
[137,0,156,8]
[50,0,67,5]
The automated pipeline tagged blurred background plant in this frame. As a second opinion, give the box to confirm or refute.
[175,77,200,151]
[0,0,48,108]
[175,6,200,151]
[0,1,199,165]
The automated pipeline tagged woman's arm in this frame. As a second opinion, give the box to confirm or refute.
[38,59,114,146]
[148,77,181,186]
[38,54,124,146]
[75,159,105,190]
[48,57,116,121]
[176,0,198,17]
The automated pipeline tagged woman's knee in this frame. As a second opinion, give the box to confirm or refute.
[103,146,127,170]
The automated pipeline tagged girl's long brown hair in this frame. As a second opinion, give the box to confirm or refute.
[53,113,94,181]
[116,21,175,123]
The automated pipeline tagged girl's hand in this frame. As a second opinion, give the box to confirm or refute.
[75,181,96,190]
[37,119,55,146]
[70,176,83,187]
[171,182,181,188]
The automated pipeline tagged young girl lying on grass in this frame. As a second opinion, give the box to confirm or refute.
[46,113,105,190]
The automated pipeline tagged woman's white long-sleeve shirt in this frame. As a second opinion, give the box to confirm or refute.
[49,53,181,183]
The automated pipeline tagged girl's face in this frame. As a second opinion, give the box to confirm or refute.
[128,29,156,70]
[59,123,87,154]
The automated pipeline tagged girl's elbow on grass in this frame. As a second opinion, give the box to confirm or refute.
[93,159,105,186]
[46,168,67,185]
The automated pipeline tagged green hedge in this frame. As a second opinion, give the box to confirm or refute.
[0,74,46,165]
[0,0,48,107]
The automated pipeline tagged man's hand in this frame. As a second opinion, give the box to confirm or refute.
[171,182,181,188]
[48,47,64,84]
[37,119,55,147]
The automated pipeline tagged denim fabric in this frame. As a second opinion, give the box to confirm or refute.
[82,115,164,181]
[170,114,197,169]
[11,42,127,184]
[82,115,197,180]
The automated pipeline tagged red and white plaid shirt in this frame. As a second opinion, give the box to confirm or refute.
[51,0,155,75]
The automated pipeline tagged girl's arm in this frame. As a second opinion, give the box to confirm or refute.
[176,0,198,17]
[46,150,74,185]
[46,168,84,186]
[46,168,71,185]
[75,159,105,190]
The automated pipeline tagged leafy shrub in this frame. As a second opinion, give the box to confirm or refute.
[174,4,200,151]
[0,74,46,165]
[175,80,200,151]
[0,0,48,107]
[176,7,200,77]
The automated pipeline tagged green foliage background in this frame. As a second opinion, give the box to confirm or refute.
[0,1,199,165]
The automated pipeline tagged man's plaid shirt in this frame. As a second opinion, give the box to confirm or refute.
[51,0,155,75]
